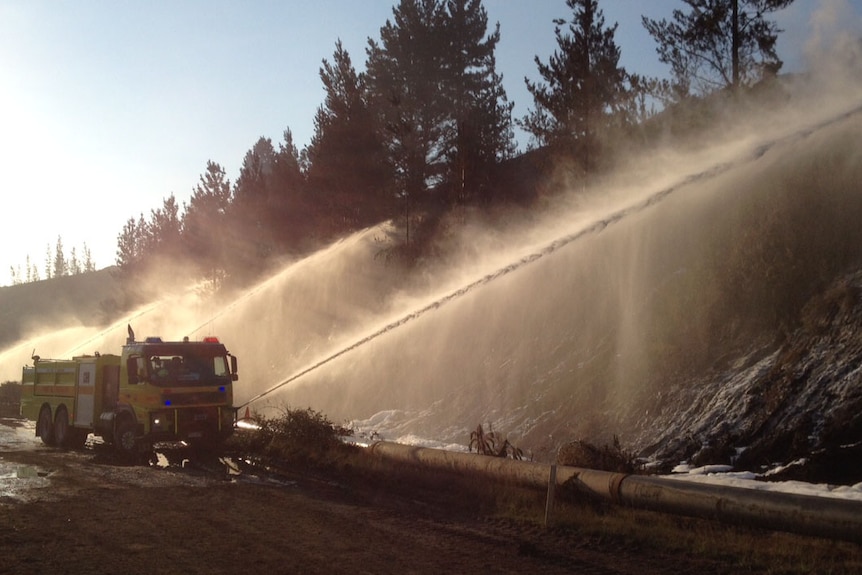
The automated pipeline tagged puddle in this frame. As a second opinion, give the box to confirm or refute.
[0,419,294,503]
[1,466,49,479]
[0,459,52,502]
[0,418,42,449]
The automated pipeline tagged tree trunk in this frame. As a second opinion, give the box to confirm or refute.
[732,0,740,89]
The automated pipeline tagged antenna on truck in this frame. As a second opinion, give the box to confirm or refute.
[126,324,136,344]
[31,349,39,362]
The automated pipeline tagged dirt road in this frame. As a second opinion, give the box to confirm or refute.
[0,418,779,574]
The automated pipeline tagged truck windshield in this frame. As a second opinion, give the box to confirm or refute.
[148,354,230,386]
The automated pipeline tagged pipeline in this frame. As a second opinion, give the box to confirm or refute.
[369,441,862,544]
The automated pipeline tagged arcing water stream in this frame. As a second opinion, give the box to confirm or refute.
[3,61,862,462]
[259,99,862,458]
[239,102,862,411]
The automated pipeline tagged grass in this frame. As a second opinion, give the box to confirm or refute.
[226,406,862,574]
[363,454,862,574]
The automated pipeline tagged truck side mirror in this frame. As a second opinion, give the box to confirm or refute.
[230,356,238,381]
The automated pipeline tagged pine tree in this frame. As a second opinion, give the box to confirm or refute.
[53,236,67,278]
[69,246,81,275]
[366,0,515,238]
[183,160,232,284]
[439,0,515,204]
[306,40,392,236]
[29,258,40,282]
[115,215,146,273]
[366,0,449,241]
[229,137,279,271]
[44,244,52,280]
[147,194,182,260]
[82,243,95,272]
[642,0,795,97]
[270,129,309,251]
[521,0,628,171]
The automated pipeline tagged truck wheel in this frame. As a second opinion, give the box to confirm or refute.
[54,406,71,449]
[114,418,137,454]
[37,406,55,446]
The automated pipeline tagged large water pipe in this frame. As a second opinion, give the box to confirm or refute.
[369,441,862,544]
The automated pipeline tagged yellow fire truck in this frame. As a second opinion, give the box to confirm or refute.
[20,325,239,454]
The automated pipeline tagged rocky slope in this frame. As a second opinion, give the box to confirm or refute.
[639,270,862,484]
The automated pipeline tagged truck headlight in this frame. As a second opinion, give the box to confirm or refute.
[151,412,174,432]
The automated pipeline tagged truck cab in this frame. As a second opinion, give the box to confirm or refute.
[104,335,239,452]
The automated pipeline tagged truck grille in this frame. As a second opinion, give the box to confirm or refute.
[165,391,228,406]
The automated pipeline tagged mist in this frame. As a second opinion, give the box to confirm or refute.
[3,21,862,459]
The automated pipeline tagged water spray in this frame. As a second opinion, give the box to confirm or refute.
[63,269,289,358]
[62,303,160,356]
[249,103,862,408]
[185,232,375,338]
[237,103,862,410]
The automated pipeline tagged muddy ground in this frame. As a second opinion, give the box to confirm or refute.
[0,418,830,574]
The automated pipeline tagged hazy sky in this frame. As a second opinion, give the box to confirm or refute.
[0,0,857,286]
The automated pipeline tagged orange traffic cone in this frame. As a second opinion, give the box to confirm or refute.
[243,406,250,420]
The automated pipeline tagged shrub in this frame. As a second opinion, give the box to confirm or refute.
[556,435,638,473]
[227,405,354,465]
[468,424,523,460]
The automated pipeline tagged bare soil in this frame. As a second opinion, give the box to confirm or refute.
[0,419,834,574]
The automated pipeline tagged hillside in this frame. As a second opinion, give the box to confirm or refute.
[3,75,862,487]
[0,267,121,355]
[241,91,862,485]
[633,269,862,484]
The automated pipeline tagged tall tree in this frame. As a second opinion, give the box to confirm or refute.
[82,243,95,272]
[521,0,628,171]
[228,131,308,274]
[230,136,278,267]
[69,247,81,275]
[269,129,310,250]
[147,194,182,260]
[440,0,515,204]
[53,236,67,278]
[183,160,232,285]
[115,214,147,274]
[366,0,515,239]
[306,40,392,236]
[367,0,449,241]
[28,256,40,282]
[642,0,795,97]
[44,244,52,280]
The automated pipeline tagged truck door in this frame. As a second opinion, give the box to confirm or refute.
[74,362,97,426]
[102,365,120,410]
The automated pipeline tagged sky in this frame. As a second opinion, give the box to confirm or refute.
[0,0,859,286]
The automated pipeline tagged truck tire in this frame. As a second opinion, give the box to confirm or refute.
[54,406,71,449]
[37,406,55,447]
[114,418,137,455]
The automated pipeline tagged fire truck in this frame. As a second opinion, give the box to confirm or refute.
[20,325,239,454]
